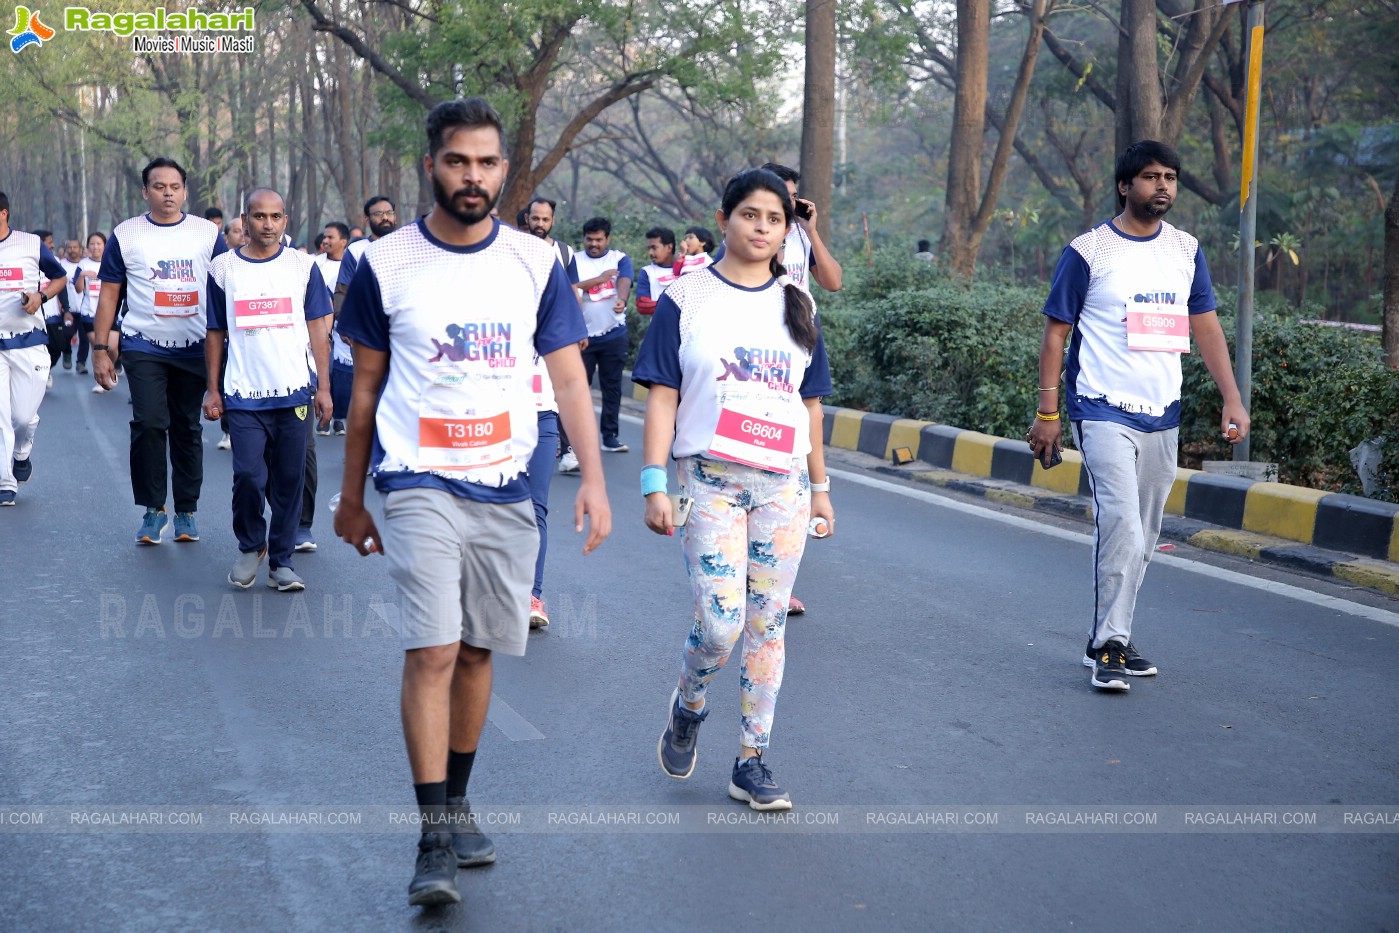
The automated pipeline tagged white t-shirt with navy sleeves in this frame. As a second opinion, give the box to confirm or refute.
[99,213,227,358]
[337,218,585,504]
[206,247,332,411]
[570,248,633,337]
[632,267,832,464]
[0,231,67,351]
[1043,219,1215,432]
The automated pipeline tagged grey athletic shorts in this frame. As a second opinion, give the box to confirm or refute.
[381,487,538,655]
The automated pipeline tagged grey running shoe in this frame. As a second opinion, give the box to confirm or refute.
[445,796,497,868]
[657,688,707,779]
[407,832,460,907]
[228,548,265,589]
[267,566,305,592]
[728,754,793,811]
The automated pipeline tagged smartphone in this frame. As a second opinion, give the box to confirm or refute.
[794,199,813,220]
[668,494,693,528]
[1040,446,1063,470]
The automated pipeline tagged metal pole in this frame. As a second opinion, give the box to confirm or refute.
[1234,0,1265,461]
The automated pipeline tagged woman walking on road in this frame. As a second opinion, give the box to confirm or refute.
[633,168,834,810]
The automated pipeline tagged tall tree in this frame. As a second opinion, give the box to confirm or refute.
[801,0,838,242]
[1385,175,1399,370]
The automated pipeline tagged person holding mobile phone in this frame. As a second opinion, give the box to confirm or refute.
[633,168,834,811]
[1029,140,1249,693]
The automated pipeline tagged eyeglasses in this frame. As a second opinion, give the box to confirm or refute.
[369,210,396,220]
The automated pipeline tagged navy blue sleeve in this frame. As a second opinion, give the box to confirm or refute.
[38,244,66,281]
[635,268,652,301]
[98,234,126,283]
[1042,245,1089,324]
[631,293,682,389]
[304,265,333,320]
[617,254,635,282]
[712,242,726,262]
[336,250,359,290]
[336,258,390,351]
[206,274,228,331]
[565,254,579,285]
[1188,246,1216,314]
[535,263,588,355]
[799,320,833,398]
[211,233,229,259]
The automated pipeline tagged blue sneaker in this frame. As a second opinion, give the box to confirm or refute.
[657,688,707,779]
[728,754,792,811]
[294,528,317,552]
[136,507,168,544]
[12,457,32,483]
[172,512,199,542]
[0,490,15,506]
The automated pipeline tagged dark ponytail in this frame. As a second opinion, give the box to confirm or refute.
[721,168,820,353]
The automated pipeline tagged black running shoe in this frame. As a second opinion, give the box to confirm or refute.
[445,797,496,868]
[1091,642,1131,691]
[729,754,793,811]
[657,688,707,778]
[1083,639,1157,676]
[407,832,460,907]
[12,457,32,483]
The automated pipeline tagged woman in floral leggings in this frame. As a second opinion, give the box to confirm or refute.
[632,168,835,810]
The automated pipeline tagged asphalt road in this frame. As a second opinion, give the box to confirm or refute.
[2,369,1397,932]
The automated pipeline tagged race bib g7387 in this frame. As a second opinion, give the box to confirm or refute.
[234,294,295,329]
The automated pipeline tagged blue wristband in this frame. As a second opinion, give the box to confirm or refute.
[641,465,668,497]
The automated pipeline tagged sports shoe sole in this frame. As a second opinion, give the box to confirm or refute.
[657,688,698,780]
[1082,654,1157,676]
[1090,672,1130,691]
[407,882,461,907]
[727,782,793,811]
[228,549,266,589]
[528,614,548,629]
[136,528,165,545]
[174,532,199,542]
[294,542,318,552]
[268,577,306,593]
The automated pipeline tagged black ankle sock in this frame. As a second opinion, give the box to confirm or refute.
[446,750,476,800]
[414,780,447,832]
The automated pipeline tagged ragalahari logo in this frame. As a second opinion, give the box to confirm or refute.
[8,5,54,53]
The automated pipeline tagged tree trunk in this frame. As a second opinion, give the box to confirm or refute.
[938,0,989,278]
[1116,0,1162,152]
[1384,175,1399,369]
[800,0,837,242]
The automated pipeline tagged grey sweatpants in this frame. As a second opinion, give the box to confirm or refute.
[1073,420,1178,649]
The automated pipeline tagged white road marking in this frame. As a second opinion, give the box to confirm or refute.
[488,693,545,741]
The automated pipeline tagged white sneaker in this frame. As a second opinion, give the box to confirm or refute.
[217,432,231,450]
[46,373,53,389]
[91,383,106,394]
[558,450,580,473]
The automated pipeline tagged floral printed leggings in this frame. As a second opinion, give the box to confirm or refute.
[676,455,810,749]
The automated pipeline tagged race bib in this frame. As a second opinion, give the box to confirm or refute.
[708,397,798,474]
[86,279,101,299]
[587,280,617,302]
[1126,303,1189,353]
[0,267,26,290]
[418,373,513,472]
[154,283,201,317]
[234,293,295,330]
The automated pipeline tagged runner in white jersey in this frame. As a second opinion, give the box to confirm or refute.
[33,230,72,384]
[92,157,229,544]
[204,188,333,592]
[525,195,584,477]
[315,220,350,435]
[675,225,715,277]
[334,98,610,908]
[57,238,85,371]
[635,225,679,315]
[1029,140,1249,692]
[0,192,68,505]
[634,168,834,810]
[73,232,105,378]
[572,215,632,453]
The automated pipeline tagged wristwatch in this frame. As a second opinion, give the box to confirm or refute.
[810,479,831,493]
[92,343,111,352]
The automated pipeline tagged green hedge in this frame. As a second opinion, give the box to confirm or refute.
[819,252,1399,502]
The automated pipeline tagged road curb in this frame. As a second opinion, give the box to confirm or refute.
[822,404,1399,597]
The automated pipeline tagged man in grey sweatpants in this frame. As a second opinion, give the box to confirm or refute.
[1028,140,1251,692]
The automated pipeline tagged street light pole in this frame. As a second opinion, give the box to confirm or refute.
[1234,0,1265,462]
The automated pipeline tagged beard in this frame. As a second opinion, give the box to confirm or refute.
[1131,195,1173,221]
[432,174,498,226]
[529,222,551,239]
[369,218,396,238]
